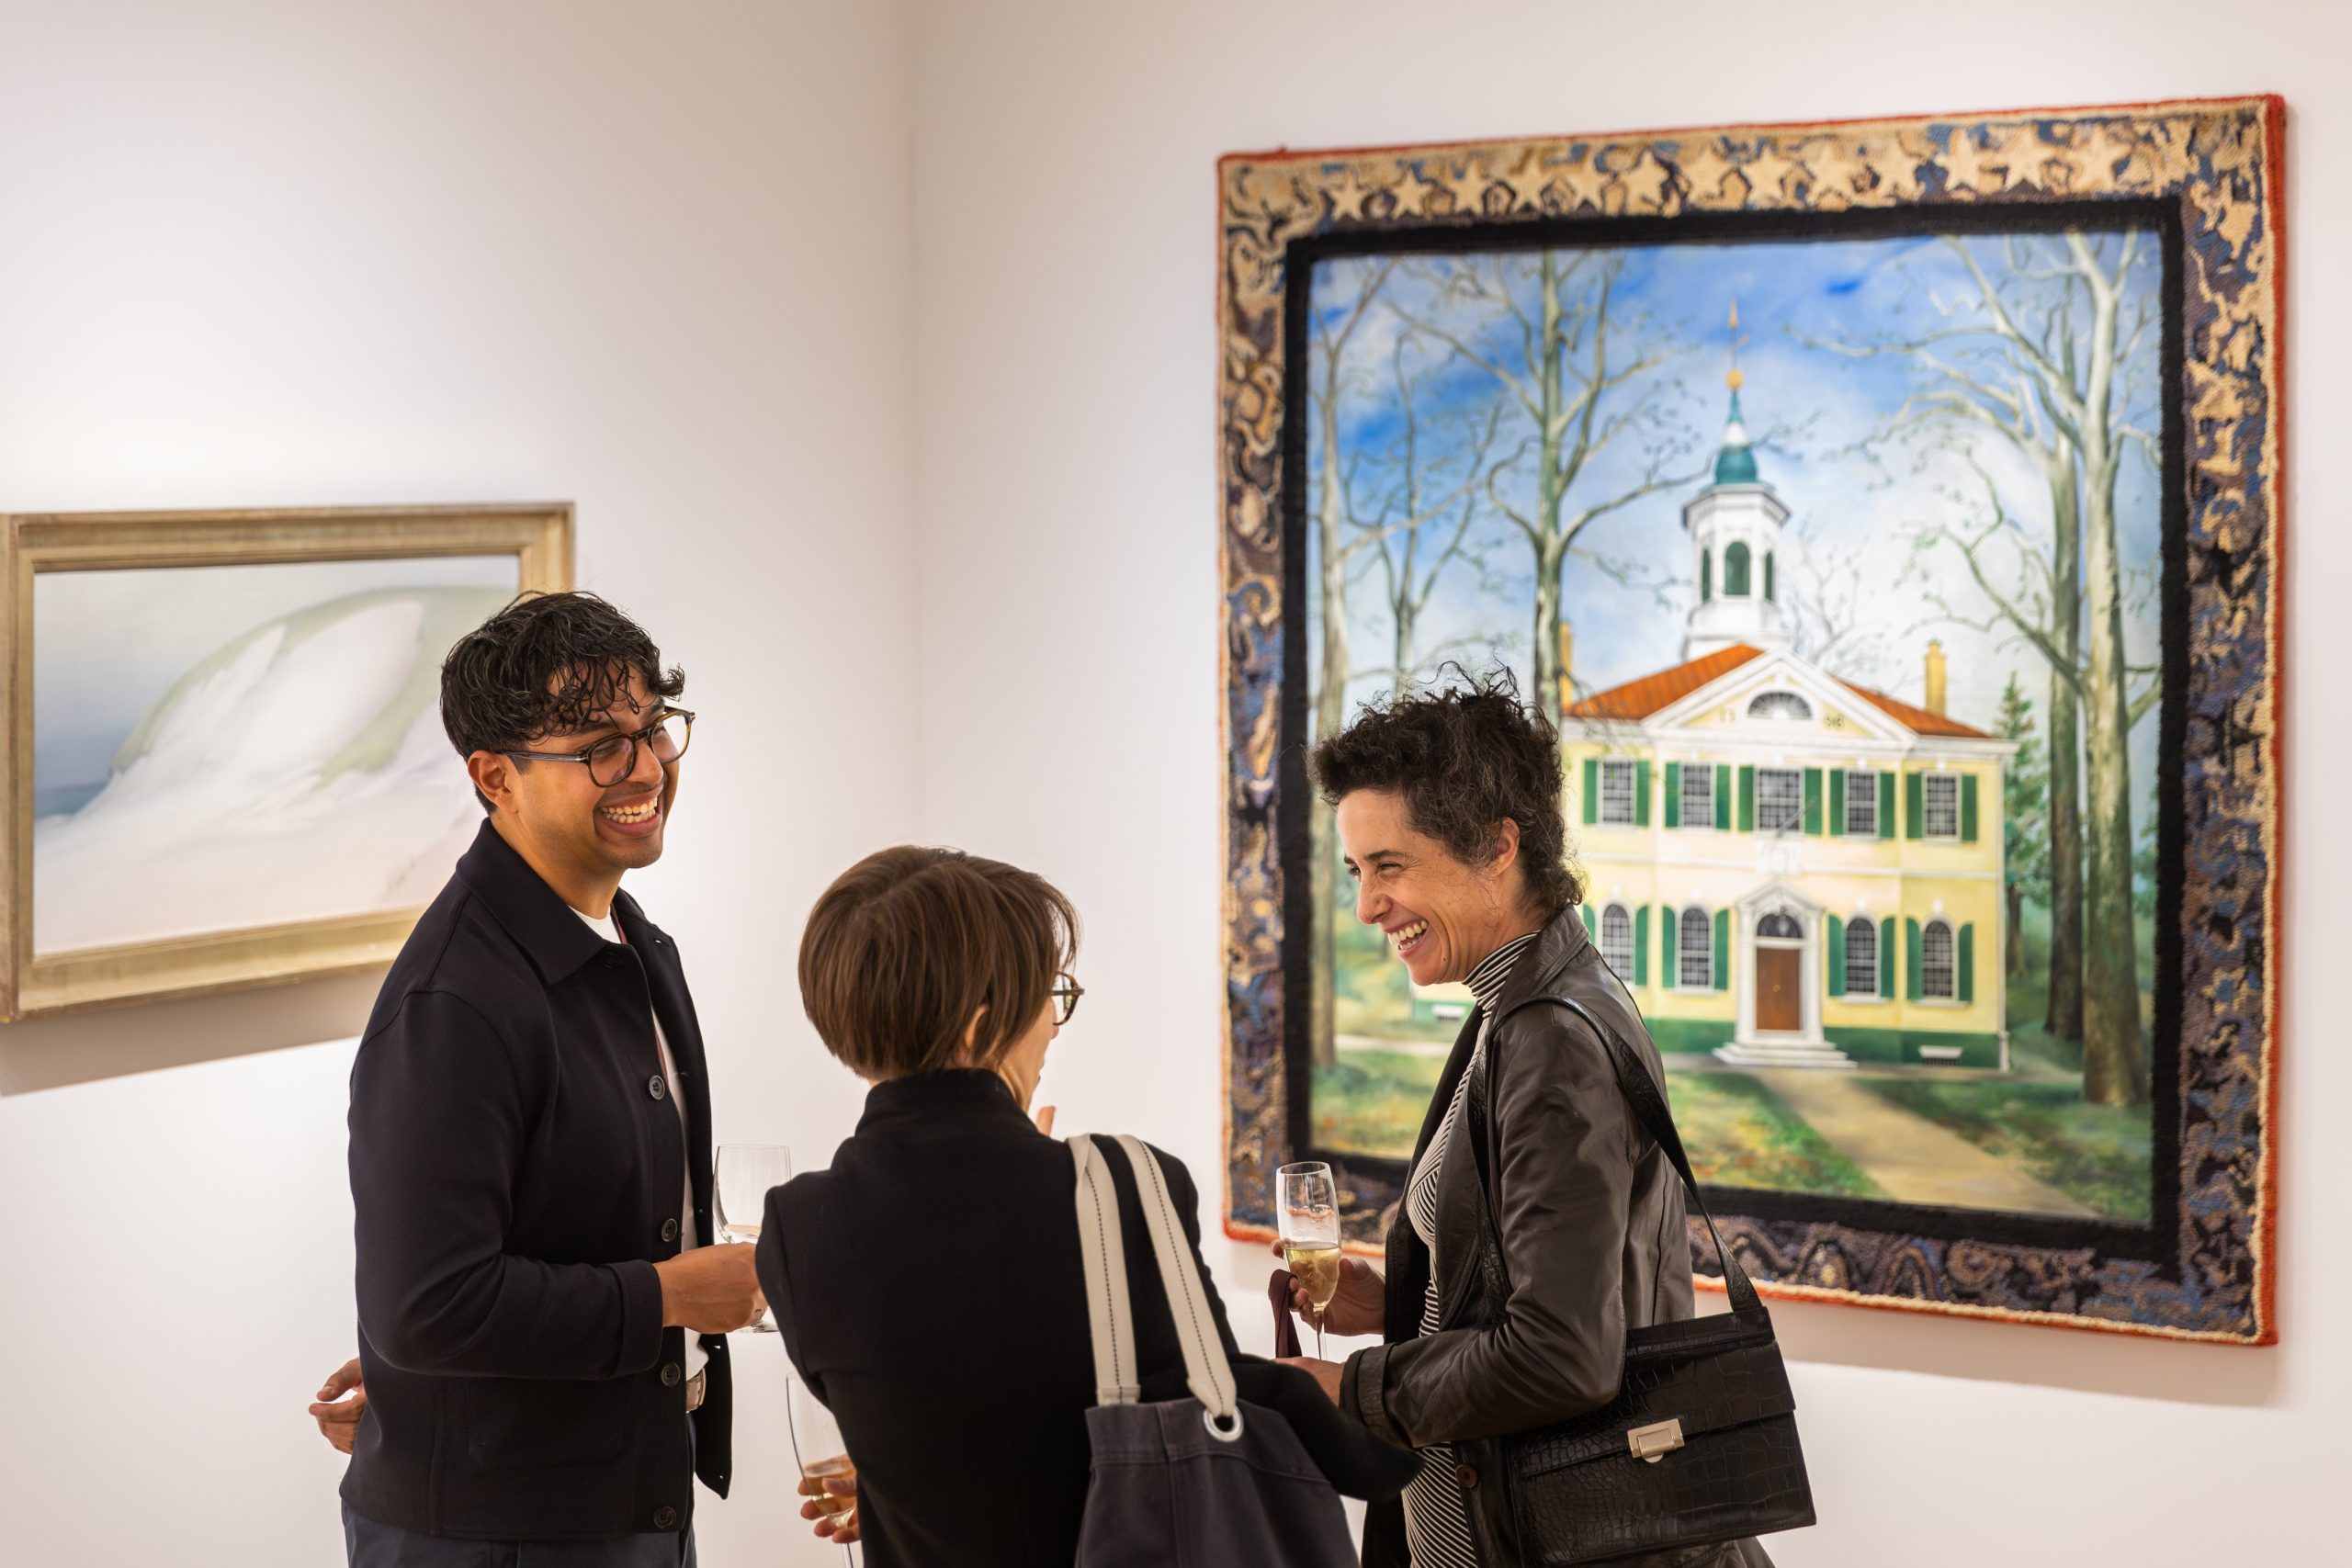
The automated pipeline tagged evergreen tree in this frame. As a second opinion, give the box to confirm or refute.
[1996,672,2051,979]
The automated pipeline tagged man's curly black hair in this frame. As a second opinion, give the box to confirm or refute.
[1309,666,1581,918]
[440,591,684,811]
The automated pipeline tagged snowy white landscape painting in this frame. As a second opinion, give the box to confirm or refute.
[32,557,517,954]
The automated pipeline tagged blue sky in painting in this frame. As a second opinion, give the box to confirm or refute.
[1306,227,2165,792]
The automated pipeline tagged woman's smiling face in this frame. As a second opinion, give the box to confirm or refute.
[1335,787,1532,987]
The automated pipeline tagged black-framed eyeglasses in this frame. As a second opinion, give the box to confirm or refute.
[1052,972,1085,1026]
[508,709,695,788]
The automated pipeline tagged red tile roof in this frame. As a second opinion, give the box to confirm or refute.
[1564,645,1764,721]
[1563,644,1993,740]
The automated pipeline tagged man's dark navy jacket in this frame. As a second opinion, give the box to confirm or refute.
[343,822,731,1540]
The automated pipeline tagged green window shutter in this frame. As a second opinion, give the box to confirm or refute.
[1724,541,1752,596]
[1634,906,1649,986]
[1738,766,1756,832]
[1828,770,1846,837]
[1713,908,1730,992]
[1580,903,1597,936]
[1583,758,1598,825]
[1664,761,1681,829]
[1701,551,1713,603]
[1634,760,1652,827]
[1715,765,1733,829]
[1880,916,1895,997]
[1804,768,1823,835]
[1905,772,1924,840]
[1958,923,1975,1004]
[1659,906,1677,989]
[1827,915,1846,998]
[1879,772,1897,839]
[1962,774,1980,842]
[1905,918,1923,1001]
[1765,551,1777,603]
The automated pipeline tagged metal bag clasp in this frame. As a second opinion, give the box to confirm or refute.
[1628,1418,1685,1463]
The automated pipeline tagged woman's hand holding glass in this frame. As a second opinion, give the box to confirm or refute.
[1270,1240,1386,1337]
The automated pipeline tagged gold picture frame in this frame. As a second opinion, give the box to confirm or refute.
[1,502,573,1020]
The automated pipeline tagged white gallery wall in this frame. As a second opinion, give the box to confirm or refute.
[0,1,2343,1564]
[0,4,919,1565]
[910,1,2345,1565]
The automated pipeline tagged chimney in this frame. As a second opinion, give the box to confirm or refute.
[1557,621,1576,712]
[1924,639,1948,716]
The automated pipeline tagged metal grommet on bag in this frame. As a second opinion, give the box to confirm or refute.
[1203,1407,1246,1443]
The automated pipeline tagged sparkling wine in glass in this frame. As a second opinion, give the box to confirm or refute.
[788,1375,857,1564]
[714,1144,790,1332]
[1277,1161,1340,1359]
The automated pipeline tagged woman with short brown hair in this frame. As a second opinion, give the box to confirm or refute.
[759,845,1413,1566]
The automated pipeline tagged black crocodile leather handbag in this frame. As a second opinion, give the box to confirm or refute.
[1465,994,1815,1566]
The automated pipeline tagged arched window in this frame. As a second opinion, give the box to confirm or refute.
[1747,691,1813,722]
[1845,916,1878,996]
[1679,907,1713,989]
[1600,904,1633,975]
[1758,910,1802,941]
[1724,540,1753,596]
[1922,919,1956,999]
[1701,550,1713,603]
[1765,551,1776,603]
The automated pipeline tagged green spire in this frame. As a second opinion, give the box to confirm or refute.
[1713,383,1758,485]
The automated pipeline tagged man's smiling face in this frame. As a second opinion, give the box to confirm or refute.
[492,665,683,890]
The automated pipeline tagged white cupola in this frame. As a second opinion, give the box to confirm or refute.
[1680,314,1792,660]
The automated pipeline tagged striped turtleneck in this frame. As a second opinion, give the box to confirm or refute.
[1462,930,1539,1017]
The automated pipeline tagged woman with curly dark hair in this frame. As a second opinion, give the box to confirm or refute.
[1279,671,1770,1568]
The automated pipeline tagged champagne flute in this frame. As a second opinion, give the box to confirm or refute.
[714,1144,790,1332]
[1276,1161,1341,1359]
[788,1374,857,1564]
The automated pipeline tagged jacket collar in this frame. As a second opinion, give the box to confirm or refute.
[1487,900,1594,1024]
[453,819,611,986]
[856,1069,1038,1139]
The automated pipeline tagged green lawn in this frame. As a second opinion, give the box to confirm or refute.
[1858,1077,2153,1224]
[1663,1068,1885,1199]
[1311,1049,1447,1156]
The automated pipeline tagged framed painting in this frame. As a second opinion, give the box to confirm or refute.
[2,502,573,1019]
[1218,98,2283,1341]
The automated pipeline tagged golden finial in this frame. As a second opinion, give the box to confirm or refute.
[1726,299,1744,391]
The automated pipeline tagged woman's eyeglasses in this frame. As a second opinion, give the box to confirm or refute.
[1051,973,1085,1026]
[508,709,695,788]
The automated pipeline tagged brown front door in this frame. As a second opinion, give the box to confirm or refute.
[1757,947,1802,1032]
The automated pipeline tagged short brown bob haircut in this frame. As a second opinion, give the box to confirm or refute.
[799,845,1080,1079]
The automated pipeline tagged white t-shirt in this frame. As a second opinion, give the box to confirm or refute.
[575,908,707,1384]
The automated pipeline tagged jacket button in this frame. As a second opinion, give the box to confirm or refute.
[648,1075,667,1101]
[662,1362,682,1387]
[1454,1461,1479,1491]
[661,1218,679,1243]
[653,1506,678,1530]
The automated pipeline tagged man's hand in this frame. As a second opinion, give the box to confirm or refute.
[309,1358,367,1455]
[799,1461,860,1543]
[655,1244,765,1335]
[1270,1241,1386,1337]
[1277,1355,1346,1406]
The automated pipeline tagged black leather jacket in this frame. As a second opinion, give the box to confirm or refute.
[1340,905,1769,1568]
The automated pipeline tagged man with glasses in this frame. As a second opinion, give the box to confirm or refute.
[321,591,761,1567]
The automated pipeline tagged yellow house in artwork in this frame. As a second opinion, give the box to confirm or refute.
[1545,382,2018,1068]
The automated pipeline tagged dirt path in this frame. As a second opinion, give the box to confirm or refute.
[1751,1070,2097,1217]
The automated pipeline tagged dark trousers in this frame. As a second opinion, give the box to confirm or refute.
[343,1504,695,1568]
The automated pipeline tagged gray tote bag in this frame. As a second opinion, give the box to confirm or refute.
[1069,1134,1358,1568]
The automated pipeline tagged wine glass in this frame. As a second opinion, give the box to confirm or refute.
[1276,1161,1340,1359]
[788,1375,857,1564]
[714,1144,790,1332]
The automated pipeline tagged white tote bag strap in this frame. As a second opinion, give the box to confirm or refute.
[1110,1134,1241,1438]
[1069,1134,1140,1406]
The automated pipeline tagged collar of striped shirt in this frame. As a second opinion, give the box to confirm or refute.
[1464,930,1540,1015]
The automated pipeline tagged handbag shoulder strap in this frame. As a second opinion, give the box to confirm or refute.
[1109,1134,1240,1428]
[1069,1134,1140,1405]
[1490,993,1761,1313]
